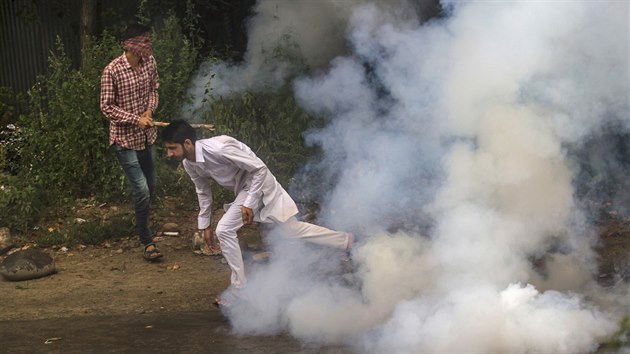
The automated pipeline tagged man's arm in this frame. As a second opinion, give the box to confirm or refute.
[145,56,160,117]
[202,228,220,251]
[99,68,141,126]
[221,142,269,225]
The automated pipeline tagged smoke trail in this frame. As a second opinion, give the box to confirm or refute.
[182,0,355,117]
[181,0,427,118]
[211,0,629,353]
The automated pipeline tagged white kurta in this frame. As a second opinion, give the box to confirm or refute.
[183,136,351,287]
[183,135,299,229]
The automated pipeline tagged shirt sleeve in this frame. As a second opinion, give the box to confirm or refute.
[221,143,268,210]
[147,56,159,113]
[183,161,213,230]
[99,67,140,125]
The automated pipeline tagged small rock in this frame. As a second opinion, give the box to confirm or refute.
[116,249,123,254]
[252,252,272,262]
[167,264,180,271]
[162,223,179,232]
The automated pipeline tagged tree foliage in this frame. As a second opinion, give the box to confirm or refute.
[0,12,199,232]
[0,4,316,240]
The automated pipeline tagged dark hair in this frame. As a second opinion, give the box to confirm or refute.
[120,23,151,42]
[162,119,197,145]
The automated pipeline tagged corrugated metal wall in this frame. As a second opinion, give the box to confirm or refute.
[0,0,82,92]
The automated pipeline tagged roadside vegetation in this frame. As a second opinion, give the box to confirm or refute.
[0,2,317,247]
[600,316,630,352]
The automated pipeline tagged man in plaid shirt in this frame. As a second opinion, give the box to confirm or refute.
[100,23,162,261]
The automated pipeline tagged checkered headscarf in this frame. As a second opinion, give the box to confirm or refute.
[123,34,153,59]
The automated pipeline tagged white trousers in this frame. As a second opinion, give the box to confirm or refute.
[215,189,351,288]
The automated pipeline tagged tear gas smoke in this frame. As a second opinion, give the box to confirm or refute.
[194,0,630,352]
[181,0,423,117]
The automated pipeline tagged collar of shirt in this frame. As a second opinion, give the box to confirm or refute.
[194,141,206,163]
[122,53,133,70]
[118,52,148,71]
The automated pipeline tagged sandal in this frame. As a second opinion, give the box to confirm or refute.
[143,243,163,261]
[201,243,222,256]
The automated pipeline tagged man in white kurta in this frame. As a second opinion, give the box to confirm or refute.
[162,120,352,290]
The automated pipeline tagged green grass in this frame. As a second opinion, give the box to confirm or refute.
[599,316,629,352]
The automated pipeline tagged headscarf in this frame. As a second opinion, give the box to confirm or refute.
[123,34,153,59]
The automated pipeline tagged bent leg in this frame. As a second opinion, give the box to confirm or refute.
[215,191,249,287]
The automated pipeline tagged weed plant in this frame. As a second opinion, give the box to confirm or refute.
[0,4,317,247]
[0,12,198,235]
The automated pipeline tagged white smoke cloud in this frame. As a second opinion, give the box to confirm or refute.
[182,0,357,117]
[205,0,629,352]
[181,0,427,118]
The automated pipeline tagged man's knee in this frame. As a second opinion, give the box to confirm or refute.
[215,225,235,241]
[132,183,150,205]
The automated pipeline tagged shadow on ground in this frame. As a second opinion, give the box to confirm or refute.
[0,310,354,354]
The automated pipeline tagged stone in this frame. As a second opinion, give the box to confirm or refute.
[161,223,179,232]
[0,248,56,281]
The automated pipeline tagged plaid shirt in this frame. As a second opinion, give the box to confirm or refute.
[100,53,159,150]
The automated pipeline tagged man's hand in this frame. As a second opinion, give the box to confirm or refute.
[241,206,254,225]
[203,228,221,249]
[138,115,154,129]
[141,109,153,119]
[202,228,213,246]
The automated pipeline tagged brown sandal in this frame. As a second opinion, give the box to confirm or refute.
[201,243,222,256]
[143,243,163,261]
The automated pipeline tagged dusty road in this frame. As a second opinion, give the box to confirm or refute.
[1,198,628,353]
[0,203,355,353]
[0,310,352,353]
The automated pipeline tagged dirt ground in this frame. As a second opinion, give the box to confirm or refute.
[0,196,630,353]
[0,197,341,353]
[0,196,266,322]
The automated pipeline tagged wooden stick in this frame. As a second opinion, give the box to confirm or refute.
[153,121,215,131]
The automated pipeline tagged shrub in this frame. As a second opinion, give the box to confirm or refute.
[208,85,317,186]
[0,87,27,174]
[34,213,135,247]
[0,12,200,235]
[152,11,199,122]
[17,39,124,204]
[600,316,630,352]
[0,175,44,232]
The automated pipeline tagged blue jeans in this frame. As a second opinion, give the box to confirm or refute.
[114,144,155,245]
